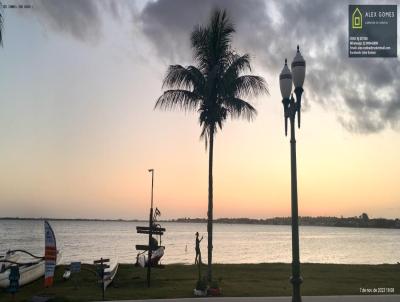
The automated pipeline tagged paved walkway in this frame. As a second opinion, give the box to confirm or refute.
[110,296,400,302]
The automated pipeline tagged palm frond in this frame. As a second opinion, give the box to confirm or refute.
[220,54,252,96]
[191,9,235,73]
[209,9,234,65]
[224,97,257,121]
[191,25,209,72]
[155,89,201,112]
[162,65,205,92]
[199,123,210,148]
[224,54,251,79]
[232,75,269,99]
[199,123,218,150]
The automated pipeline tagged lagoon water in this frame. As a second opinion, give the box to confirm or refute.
[0,219,399,265]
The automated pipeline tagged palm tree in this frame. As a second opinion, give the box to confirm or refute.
[0,4,3,46]
[155,9,268,282]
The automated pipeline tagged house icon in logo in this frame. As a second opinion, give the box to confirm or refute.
[352,7,362,29]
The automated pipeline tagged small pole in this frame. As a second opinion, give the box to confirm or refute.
[101,258,105,301]
[147,169,154,287]
[198,257,201,280]
[150,169,154,209]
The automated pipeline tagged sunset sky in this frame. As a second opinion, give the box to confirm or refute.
[0,0,399,220]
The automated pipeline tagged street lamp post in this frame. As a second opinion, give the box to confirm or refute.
[279,45,306,302]
[147,168,154,287]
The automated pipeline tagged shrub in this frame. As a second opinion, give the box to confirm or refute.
[210,279,219,289]
[195,277,208,291]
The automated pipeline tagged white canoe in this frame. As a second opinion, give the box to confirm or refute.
[0,251,62,288]
[0,260,44,288]
[137,246,165,268]
[103,260,119,290]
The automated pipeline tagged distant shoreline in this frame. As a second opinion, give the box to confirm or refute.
[1,215,399,229]
[0,217,145,222]
[172,216,400,229]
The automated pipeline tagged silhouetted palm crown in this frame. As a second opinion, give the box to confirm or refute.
[0,9,3,46]
[155,10,268,143]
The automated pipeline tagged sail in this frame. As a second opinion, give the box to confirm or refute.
[44,220,57,287]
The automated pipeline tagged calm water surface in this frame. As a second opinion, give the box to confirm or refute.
[0,220,399,264]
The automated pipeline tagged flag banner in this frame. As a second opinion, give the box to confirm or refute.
[44,220,57,287]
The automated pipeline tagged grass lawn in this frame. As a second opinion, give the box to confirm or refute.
[0,263,398,301]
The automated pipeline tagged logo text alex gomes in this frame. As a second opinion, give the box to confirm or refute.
[364,11,395,18]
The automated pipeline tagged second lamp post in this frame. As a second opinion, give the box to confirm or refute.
[279,45,306,302]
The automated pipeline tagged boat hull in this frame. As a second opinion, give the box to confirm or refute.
[0,261,44,288]
[103,262,119,290]
[0,251,61,288]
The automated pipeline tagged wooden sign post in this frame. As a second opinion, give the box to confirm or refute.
[8,265,20,301]
[94,258,110,301]
[135,224,166,287]
[148,169,154,287]
[147,207,153,287]
[135,169,166,287]
[70,261,81,289]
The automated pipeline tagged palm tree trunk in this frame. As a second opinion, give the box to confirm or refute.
[207,126,214,282]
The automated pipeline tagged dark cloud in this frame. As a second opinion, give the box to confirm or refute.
[34,0,103,43]
[138,0,400,134]
[137,0,267,63]
[33,0,137,44]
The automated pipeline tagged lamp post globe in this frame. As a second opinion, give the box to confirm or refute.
[279,58,293,100]
[291,45,306,128]
[279,59,293,135]
[291,45,306,89]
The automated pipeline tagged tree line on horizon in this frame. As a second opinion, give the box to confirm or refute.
[3,213,400,230]
[173,214,400,229]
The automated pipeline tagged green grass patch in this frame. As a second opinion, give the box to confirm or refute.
[0,263,398,301]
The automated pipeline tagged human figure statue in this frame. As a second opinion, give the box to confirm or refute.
[195,232,203,265]
[150,236,158,250]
